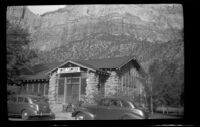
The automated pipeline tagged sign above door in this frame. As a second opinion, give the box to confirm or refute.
[57,67,80,74]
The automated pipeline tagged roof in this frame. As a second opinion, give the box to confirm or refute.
[20,56,141,81]
[19,62,62,81]
[76,56,135,69]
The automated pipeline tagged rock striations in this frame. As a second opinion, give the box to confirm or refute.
[7,5,184,71]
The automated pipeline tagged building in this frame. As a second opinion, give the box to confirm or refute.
[19,56,147,112]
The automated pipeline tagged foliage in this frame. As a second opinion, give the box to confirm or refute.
[148,58,184,108]
[7,20,37,82]
[7,85,21,95]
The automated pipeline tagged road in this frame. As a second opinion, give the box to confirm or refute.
[8,112,74,121]
[8,112,182,120]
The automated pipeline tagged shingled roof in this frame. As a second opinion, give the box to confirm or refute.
[75,56,135,69]
[20,56,142,81]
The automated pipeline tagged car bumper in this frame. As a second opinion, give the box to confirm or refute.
[28,112,55,120]
[32,111,54,117]
[35,113,53,116]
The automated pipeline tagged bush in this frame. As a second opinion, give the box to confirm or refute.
[7,84,21,95]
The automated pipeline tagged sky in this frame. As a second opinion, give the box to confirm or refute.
[28,5,66,15]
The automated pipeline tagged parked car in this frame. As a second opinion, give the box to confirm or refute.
[72,97,148,120]
[7,94,55,120]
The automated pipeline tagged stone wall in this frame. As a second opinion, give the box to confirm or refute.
[48,72,59,113]
[81,72,99,104]
[105,71,120,97]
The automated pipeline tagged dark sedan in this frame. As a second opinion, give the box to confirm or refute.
[72,97,148,120]
[7,94,55,120]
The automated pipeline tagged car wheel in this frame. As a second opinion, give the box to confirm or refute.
[75,113,85,120]
[21,110,29,120]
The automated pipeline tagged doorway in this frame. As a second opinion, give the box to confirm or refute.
[64,76,81,104]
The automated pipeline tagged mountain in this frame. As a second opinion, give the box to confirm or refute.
[6,5,184,72]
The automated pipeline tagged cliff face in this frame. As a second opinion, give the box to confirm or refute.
[7,6,41,33]
[6,5,184,70]
[7,5,183,50]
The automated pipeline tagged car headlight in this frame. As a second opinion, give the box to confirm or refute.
[138,110,144,116]
[30,104,39,111]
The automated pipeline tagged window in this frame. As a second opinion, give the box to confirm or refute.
[71,77,79,83]
[34,84,38,94]
[9,96,17,102]
[21,84,27,93]
[39,83,44,96]
[99,99,110,107]
[30,97,41,103]
[110,100,122,107]
[81,78,86,95]
[28,83,33,93]
[24,98,29,103]
[45,83,48,96]
[18,97,23,102]
[58,78,64,95]
[121,100,135,108]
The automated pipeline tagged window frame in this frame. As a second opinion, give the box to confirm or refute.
[8,96,17,103]
[110,99,123,108]
[24,97,29,103]
[17,97,24,103]
[99,99,111,107]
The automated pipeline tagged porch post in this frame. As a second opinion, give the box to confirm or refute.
[32,82,34,94]
[26,83,29,93]
[44,83,46,96]
[79,76,81,102]
[121,75,123,92]
[38,82,40,95]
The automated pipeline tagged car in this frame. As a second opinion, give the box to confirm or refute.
[71,97,148,120]
[7,94,55,120]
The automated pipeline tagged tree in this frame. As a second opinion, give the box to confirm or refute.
[7,20,37,83]
[148,59,184,112]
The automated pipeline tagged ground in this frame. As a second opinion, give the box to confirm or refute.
[149,113,183,119]
[9,112,182,120]
[54,112,75,120]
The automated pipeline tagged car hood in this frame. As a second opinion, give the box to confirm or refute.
[34,101,51,113]
[131,108,149,119]
[77,104,96,109]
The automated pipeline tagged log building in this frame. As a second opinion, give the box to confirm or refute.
[19,56,147,112]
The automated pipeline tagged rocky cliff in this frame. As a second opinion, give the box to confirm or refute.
[6,5,184,71]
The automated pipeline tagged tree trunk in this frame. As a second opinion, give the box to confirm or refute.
[162,104,164,114]
[150,83,153,115]
[151,95,153,114]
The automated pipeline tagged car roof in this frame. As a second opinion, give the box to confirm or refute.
[102,97,130,102]
[102,97,136,105]
[9,94,41,98]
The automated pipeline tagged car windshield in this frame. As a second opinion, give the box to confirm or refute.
[127,101,135,109]
[30,97,43,103]
[121,100,135,109]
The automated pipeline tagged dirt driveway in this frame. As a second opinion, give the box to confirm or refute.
[54,112,75,120]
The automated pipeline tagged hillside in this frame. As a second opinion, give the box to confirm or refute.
[6,5,184,72]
